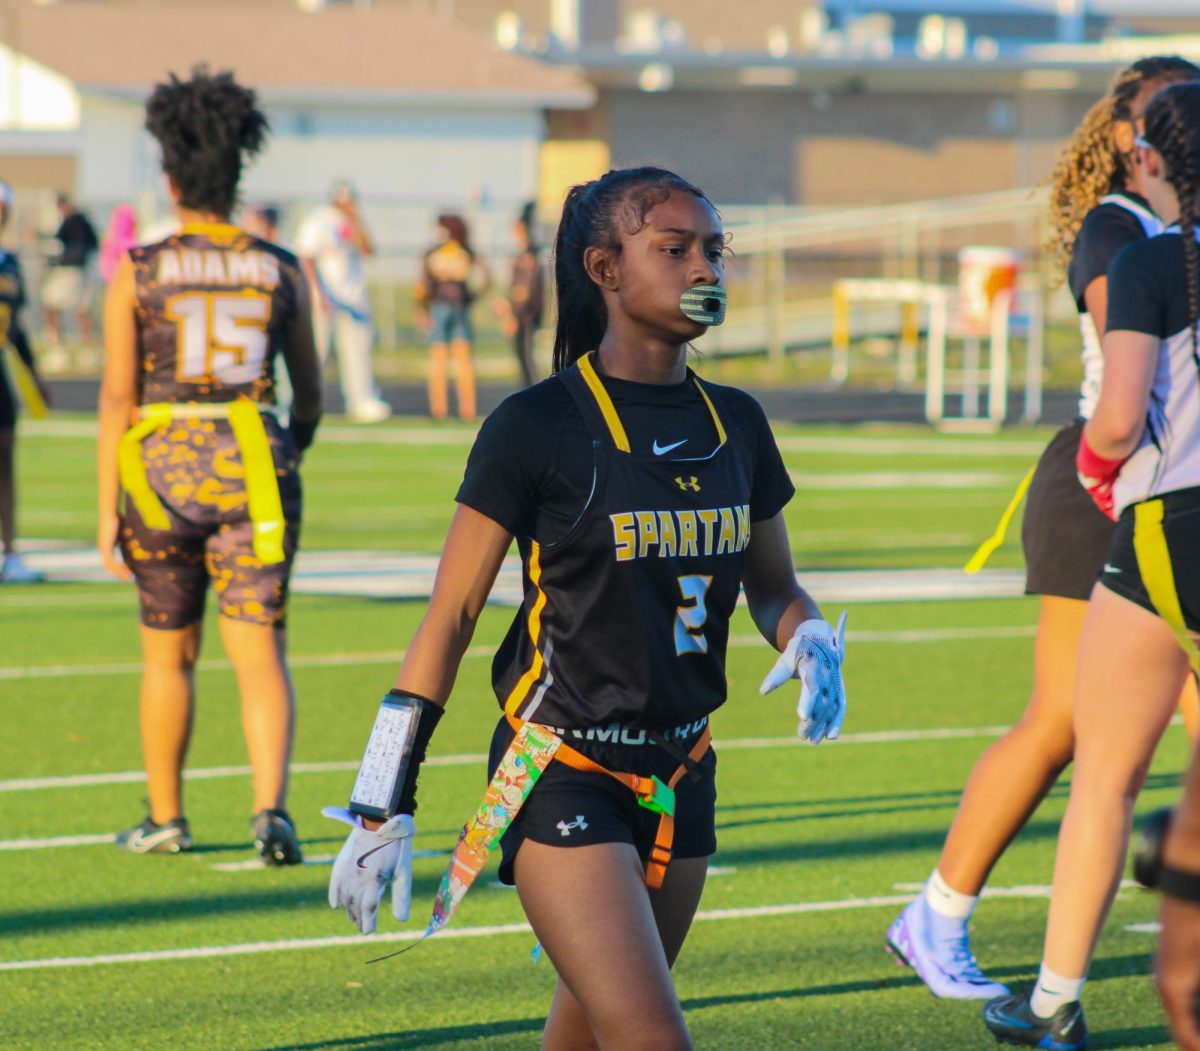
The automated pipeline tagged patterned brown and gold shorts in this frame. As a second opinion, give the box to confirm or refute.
[118,414,302,630]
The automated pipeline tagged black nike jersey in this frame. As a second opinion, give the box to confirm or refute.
[0,249,26,346]
[131,223,303,405]
[486,354,777,731]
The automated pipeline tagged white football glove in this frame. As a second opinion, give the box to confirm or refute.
[759,612,847,744]
[322,806,415,934]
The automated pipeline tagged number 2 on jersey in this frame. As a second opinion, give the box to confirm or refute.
[168,291,271,385]
[675,574,713,655]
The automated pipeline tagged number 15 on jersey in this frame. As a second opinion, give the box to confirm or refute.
[167,290,272,385]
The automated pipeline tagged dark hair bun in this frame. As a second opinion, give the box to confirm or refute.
[144,65,269,217]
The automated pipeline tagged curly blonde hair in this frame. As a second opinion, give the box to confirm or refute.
[1046,56,1200,281]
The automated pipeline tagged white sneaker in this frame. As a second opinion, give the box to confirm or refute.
[347,398,392,424]
[885,897,1008,1000]
[1,552,45,583]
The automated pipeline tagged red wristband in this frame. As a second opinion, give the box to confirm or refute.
[1076,431,1125,478]
[1076,430,1127,521]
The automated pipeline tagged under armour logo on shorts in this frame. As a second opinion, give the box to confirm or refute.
[675,476,701,493]
[556,815,588,837]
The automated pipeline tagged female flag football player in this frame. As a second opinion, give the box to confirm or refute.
[886,56,1200,1002]
[979,79,1200,1049]
[0,179,52,583]
[322,167,847,1051]
[98,68,322,863]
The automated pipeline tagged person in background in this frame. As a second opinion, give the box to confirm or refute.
[42,192,98,347]
[244,205,281,245]
[417,213,489,421]
[495,201,544,387]
[0,180,50,583]
[99,67,322,863]
[99,205,139,285]
[297,180,390,424]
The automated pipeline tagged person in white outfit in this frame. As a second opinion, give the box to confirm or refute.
[297,181,390,423]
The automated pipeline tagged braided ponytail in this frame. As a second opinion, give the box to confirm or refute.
[1045,56,1200,283]
[1144,82,1200,362]
[551,166,711,372]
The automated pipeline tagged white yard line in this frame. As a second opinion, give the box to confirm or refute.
[0,883,1080,972]
[22,419,1046,458]
[0,834,116,851]
[207,850,447,872]
[0,722,1016,804]
[789,471,1016,490]
[0,624,1035,683]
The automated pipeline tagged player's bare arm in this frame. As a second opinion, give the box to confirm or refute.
[1086,328,1158,458]
[96,253,137,580]
[741,511,821,650]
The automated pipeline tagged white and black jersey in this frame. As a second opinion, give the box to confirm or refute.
[1069,193,1160,419]
[1106,228,1200,514]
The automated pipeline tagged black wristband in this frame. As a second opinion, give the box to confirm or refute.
[290,415,319,453]
[1158,863,1200,904]
[390,690,442,816]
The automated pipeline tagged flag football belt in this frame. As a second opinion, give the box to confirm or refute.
[964,464,1035,574]
[421,715,712,941]
[5,348,47,419]
[118,398,286,564]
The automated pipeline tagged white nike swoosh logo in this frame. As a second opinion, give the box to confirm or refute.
[652,439,688,456]
[1103,563,1121,574]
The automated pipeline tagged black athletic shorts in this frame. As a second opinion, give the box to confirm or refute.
[1099,487,1200,631]
[1022,420,1115,600]
[487,715,717,887]
[0,361,15,430]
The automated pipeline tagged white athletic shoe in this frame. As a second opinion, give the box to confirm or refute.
[347,398,392,424]
[885,897,1008,1000]
[1,552,44,583]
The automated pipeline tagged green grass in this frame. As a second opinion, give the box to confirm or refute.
[0,416,1186,1049]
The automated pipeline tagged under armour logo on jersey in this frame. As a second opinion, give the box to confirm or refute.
[556,816,588,837]
[675,476,701,492]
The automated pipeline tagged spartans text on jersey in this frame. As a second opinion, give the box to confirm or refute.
[610,505,750,561]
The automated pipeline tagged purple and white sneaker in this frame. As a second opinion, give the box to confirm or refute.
[886,896,1008,1000]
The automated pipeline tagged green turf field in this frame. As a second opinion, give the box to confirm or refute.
[0,416,1188,1050]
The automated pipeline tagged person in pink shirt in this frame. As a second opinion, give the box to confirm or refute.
[99,205,138,285]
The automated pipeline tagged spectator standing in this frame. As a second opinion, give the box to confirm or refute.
[0,180,51,583]
[243,204,281,244]
[99,205,139,285]
[297,181,390,423]
[42,193,98,346]
[497,201,544,387]
[417,213,490,421]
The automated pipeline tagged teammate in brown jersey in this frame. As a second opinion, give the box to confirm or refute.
[97,68,322,864]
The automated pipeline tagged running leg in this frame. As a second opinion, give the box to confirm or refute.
[937,594,1084,894]
[1042,585,1189,979]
